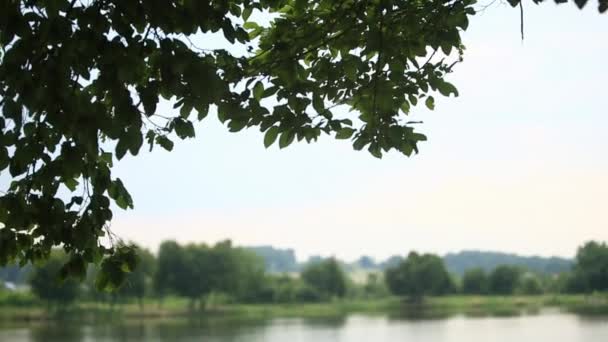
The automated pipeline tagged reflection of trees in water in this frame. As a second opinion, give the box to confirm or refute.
[25,316,347,342]
[30,323,84,342]
[153,316,347,341]
[388,306,454,321]
[153,317,269,341]
[387,305,532,322]
[88,320,148,341]
[300,316,347,328]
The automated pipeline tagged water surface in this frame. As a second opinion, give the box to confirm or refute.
[1,311,607,342]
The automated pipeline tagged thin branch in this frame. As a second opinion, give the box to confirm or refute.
[520,1,525,41]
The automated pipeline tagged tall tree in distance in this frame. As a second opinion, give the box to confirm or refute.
[29,251,80,308]
[154,241,184,302]
[385,252,452,302]
[488,265,521,295]
[572,241,608,293]
[462,268,488,295]
[301,258,347,300]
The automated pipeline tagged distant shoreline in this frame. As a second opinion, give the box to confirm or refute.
[2,294,608,325]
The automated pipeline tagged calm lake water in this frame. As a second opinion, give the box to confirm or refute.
[1,311,608,342]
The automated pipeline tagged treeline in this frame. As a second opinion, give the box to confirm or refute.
[2,241,608,309]
[242,247,572,275]
[0,247,573,286]
[385,241,608,300]
[10,240,357,309]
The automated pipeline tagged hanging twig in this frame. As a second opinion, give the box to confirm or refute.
[520,1,525,41]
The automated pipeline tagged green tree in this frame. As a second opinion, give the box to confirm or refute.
[301,258,347,299]
[153,240,270,307]
[118,246,156,308]
[488,265,520,295]
[572,241,608,293]
[384,252,451,301]
[228,248,269,303]
[154,240,184,300]
[0,0,604,285]
[462,268,488,295]
[362,273,390,299]
[29,251,80,307]
[516,273,543,295]
[176,243,214,308]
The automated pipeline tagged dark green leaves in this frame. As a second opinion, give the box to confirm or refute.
[95,246,138,292]
[173,119,196,139]
[0,147,9,171]
[279,130,295,149]
[336,128,355,140]
[425,97,435,111]
[253,82,265,101]
[509,0,606,12]
[264,126,279,148]
[437,82,459,97]
[108,178,133,210]
[156,136,174,151]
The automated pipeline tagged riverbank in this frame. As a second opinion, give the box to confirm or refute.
[2,294,608,323]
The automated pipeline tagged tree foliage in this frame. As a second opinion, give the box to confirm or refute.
[516,273,543,295]
[384,251,452,300]
[507,0,607,13]
[488,265,520,295]
[462,268,488,294]
[0,0,604,286]
[571,241,608,293]
[153,240,266,307]
[28,251,80,305]
[117,246,155,303]
[301,257,347,299]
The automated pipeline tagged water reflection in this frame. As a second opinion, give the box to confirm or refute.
[29,323,84,342]
[2,311,608,342]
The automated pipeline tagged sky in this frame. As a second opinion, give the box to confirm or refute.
[105,3,608,262]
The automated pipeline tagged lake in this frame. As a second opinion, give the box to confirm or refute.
[1,310,607,342]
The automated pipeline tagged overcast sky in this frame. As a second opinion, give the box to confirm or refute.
[106,3,608,262]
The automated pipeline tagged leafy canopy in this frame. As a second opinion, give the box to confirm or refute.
[0,0,604,289]
[384,251,452,300]
[572,241,608,292]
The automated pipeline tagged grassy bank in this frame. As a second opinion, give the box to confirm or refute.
[2,294,608,323]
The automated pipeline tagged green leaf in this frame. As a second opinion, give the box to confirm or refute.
[336,128,355,140]
[253,81,264,101]
[243,8,253,21]
[180,103,194,118]
[278,130,295,149]
[108,178,134,210]
[0,147,9,171]
[156,136,174,151]
[174,119,195,139]
[425,96,435,110]
[409,95,418,106]
[100,152,113,166]
[65,178,79,192]
[400,101,410,115]
[115,137,128,160]
[128,128,144,156]
[368,143,382,159]
[264,126,279,148]
[438,82,459,97]
[312,94,325,113]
